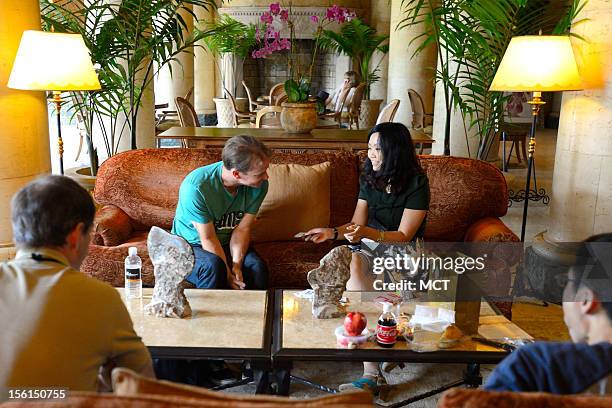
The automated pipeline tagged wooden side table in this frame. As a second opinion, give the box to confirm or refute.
[499,121,530,167]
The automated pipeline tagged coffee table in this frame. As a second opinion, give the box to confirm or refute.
[119,288,273,393]
[272,290,531,402]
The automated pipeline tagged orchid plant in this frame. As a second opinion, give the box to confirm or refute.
[251,3,356,103]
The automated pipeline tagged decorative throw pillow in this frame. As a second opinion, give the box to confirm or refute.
[251,162,331,243]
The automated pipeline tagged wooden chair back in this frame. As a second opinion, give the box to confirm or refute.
[407,88,432,129]
[175,97,200,127]
[241,80,257,112]
[269,82,287,105]
[275,93,289,106]
[255,106,283,128]
[347,83,366,129]
[376,99,400,124]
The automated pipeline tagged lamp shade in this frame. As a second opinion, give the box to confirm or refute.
[490,35,582,92]
[8,30,101,91]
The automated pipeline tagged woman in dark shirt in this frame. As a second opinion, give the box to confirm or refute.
[304,122,430,394]
[306,122,429,289]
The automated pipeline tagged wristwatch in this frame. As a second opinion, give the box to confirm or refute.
[332,227,338,240]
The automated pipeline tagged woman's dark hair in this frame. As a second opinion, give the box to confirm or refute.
[11,175,95,247]
[361,122,423,194]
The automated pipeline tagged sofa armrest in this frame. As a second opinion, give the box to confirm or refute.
[93,205,134,247]
[438,388,612,408]
[464,217,519,242]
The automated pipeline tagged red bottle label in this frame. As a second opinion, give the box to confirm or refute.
[376,323,397,345]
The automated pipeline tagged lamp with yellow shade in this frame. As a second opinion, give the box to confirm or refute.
[490,35,582,241]
[7,30,101,175]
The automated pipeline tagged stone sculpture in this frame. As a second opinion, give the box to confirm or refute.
[145,226,194,318]
[307,245,352,318]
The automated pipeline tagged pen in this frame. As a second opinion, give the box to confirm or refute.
[472,337,516,352]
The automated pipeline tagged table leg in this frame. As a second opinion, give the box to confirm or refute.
[251,361,272,395]
[463,363,482,388]
[273,361,293,396]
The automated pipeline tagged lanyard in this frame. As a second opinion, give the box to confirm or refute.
[30,253,67,266]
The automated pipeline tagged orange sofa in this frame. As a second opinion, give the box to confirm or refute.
[437,387,612,408]
[82,148,518,290]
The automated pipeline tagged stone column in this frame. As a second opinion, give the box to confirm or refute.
[386,0,437,128]
[158,5,195,109]
[368,0,391,102]
[0,0,52,247]
[116,59,156,152]
[136,79,156,149]
[545,0,612,242]
[193,5,217,112]
[430,57,480,157]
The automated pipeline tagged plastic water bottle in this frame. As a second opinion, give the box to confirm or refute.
[125,247,142,299]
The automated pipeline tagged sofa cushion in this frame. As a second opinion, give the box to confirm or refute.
[111,368,372,407]
[268,151,359,227]
[253,240,341,288]
[252,162,331,243]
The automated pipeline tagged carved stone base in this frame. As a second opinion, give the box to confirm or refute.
[145,227,195,318]
[307,245,352,319]
[516,232,579,303]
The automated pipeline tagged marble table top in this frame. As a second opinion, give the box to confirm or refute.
[279,290,531,353]
[119,288,269,351]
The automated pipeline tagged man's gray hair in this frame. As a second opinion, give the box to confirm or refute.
[11,175,95,247]
[222,135,272,173]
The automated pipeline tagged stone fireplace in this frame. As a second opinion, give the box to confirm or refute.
[218,6,361,99]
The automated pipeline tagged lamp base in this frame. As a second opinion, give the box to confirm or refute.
[508,188,550,206]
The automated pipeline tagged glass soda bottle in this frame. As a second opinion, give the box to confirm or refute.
[124,247,142,299]
[376,302,397,348]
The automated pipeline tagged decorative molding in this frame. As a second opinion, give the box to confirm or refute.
[218,7,364,39]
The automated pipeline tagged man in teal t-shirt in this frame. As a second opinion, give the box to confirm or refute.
[172,135,271,289]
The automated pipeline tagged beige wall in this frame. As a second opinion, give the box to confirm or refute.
[0,0,51,246]
[547,0,612,241]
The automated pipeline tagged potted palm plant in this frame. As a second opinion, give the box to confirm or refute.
[318,18,389,128]
[41,0,220,178]
[399,0,586,158]
[251,3,356,133]
[201,14,258,126]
